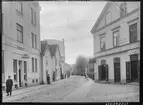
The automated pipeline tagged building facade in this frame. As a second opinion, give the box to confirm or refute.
[41,41,53,84]
[44,39,65,79]
[2,1,41,89]
[91,2,140,83]
[49,44,62,81]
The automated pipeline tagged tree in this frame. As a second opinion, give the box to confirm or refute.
[75,55,88,76]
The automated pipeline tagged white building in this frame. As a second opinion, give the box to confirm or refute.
[2,1,41,89]
[91,2,140,83]
[40,41,53,84]
[44,39,65,78]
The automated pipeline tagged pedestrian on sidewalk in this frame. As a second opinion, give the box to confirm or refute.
[47,74,50,84]
[6,76,13,96]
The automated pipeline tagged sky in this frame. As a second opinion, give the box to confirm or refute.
[40,1,106,65]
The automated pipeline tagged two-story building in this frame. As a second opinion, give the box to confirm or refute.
[44,39,65,79]
[40,41,53,84]
[91,2,140,84]
[2,1,41,89]
[49,44,62,81]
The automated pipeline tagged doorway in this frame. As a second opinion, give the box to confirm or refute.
[114,57,121,82]
[19,61,22,87]
[130,54,138,82]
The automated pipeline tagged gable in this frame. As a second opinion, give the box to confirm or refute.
[91,2,120,34]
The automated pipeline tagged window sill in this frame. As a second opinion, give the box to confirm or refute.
[17,40,23,43]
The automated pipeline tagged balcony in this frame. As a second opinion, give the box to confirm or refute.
[95,41,140,58]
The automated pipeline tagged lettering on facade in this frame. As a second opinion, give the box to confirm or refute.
[22,54,30,59]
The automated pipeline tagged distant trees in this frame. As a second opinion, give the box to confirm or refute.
[75,55,88,76]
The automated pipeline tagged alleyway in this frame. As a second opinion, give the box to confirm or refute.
[2,76,139,102]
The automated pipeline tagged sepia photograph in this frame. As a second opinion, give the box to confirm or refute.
[1,0,140,103]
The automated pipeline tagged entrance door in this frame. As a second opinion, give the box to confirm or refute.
[102,65,106,80]
[130,54,138,82]
[19,61,22,87]
[114,58,121,82]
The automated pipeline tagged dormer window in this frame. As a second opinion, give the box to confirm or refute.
[105,12,111,25]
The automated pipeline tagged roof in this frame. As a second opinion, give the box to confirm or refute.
[41,41,48,55]
[49,44,61,57]
[91,2,110,34]
[43,39,65,58]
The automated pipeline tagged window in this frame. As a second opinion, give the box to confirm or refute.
[13,60,17,81]
[2,50,4,73]
[32,79,34,83]
[24,61,27,73]
[17,23,23,43]
[120,3,127,17]
[32,58,34,72]
[129,23,137,43]
[100,36,106,51]
[31,33,37,48]
[36,79,38,83]
[113,31,120,47]
[105,12,111,25]
[35,58,37,72]
[16,2,22,14]
[31,8,36,25]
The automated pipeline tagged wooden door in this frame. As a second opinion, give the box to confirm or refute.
[130,54,138,82]
[126,61,131,83]
[105,65,108,81]
[98,65,102,81]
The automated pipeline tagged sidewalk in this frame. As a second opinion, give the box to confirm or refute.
[2,79,66,99]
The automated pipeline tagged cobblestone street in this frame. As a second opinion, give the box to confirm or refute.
[2,76,139,102]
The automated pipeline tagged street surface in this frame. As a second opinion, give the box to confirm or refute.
[2,76,139,102]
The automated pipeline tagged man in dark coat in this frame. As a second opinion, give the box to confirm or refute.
[6,76,13,96]
[47,74,50,84]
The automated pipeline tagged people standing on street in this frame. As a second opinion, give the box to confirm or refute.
[6,76,13,96]
[47,74,50,84]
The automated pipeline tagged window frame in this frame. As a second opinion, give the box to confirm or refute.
[100,35,106,51]
[35,58,37,72]
[31,8,36,25]
[31,33,37,48]
[129,22,138,43]
[16,1,23,15]
[105,12,111,25]
[113,30,120,47]
[16,23,23,43]
[32,57,34,72]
